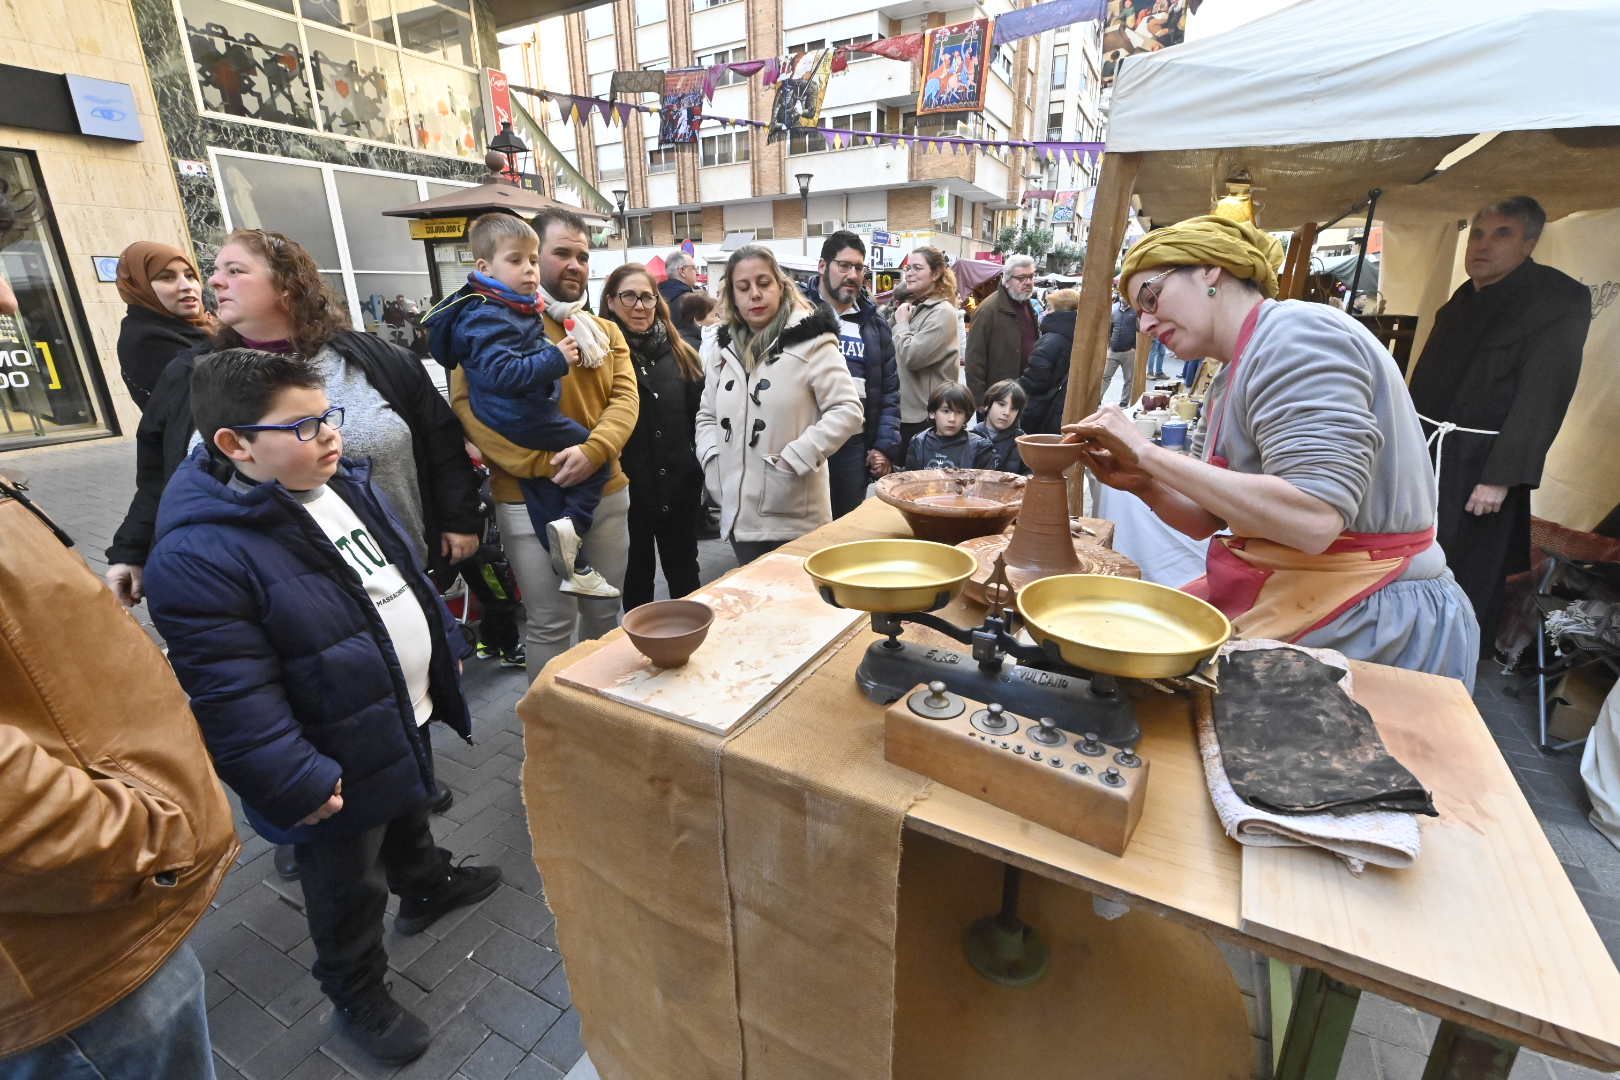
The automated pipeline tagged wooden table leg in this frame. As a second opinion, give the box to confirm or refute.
[1274,967,1362,1080]
[1420,1020,1519,1080]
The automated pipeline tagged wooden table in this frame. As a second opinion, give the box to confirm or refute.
[768,504,1620,1078]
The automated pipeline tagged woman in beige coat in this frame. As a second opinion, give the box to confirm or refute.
[696,245,863,562]
[891,246,962,462]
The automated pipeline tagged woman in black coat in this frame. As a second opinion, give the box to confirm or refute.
[603,263,705,610]
[1016,288,1080,435]
[115,241,217,410]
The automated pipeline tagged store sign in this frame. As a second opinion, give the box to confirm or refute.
[484,68,513,134]
[930,189,949,221]
[410,217,468,240]
[65,74,142,142]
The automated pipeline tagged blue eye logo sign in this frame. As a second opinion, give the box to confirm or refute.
[65,75,143,142]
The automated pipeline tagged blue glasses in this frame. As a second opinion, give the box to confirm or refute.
[231,406,345,442]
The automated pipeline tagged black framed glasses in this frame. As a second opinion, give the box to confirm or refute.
[231,406,345,442]
[614,290,658,309]
[1133,267,1180,315]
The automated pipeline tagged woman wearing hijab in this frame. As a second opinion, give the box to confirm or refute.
[115,241,217,410]
[1066,215,1479,688]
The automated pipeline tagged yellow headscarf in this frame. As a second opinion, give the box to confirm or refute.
[1119,215,1285,300]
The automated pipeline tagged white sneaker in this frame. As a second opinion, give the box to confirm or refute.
[544,517,580,579]
[559,566,621,598]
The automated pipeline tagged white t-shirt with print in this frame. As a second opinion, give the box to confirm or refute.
[301,486,436,726]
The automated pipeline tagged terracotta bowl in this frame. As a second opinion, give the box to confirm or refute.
[874,468,1026,545]
[621,599,714,668]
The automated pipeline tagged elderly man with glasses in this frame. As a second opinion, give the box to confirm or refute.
[965,254,1039,408]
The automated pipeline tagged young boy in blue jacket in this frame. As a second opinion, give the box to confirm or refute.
[904,383,996,470]
[423,212,618,598]
[971,378,1029,474]
[143,349,502,1068]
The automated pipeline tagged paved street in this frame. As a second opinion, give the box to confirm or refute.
[9,435,1619,1080]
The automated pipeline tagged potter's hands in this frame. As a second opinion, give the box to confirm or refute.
[1062,406,1156,495]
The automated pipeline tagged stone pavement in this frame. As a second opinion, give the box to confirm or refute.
[8,436,1619,1080]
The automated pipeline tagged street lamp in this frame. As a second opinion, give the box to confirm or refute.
[612,188,629,255]
[795,172,813,256]
[488,121,529,184]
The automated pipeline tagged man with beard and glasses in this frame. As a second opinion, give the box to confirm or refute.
[799,230,900,517]
[449,208,639,681]
[965,253,1039,407]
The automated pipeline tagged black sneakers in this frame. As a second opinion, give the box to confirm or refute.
[335,981,430,1065]
[394,854,502,936]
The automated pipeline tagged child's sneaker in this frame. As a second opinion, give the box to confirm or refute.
[559,566,621,598]
[544,517,580,579]
[499,644,527,669]
[476,640,499,661]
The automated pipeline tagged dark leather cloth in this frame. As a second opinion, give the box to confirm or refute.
[1213,649,1436,816]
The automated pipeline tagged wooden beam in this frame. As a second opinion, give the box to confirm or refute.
[1062,151,1143,430]
[1131,327,1151,404]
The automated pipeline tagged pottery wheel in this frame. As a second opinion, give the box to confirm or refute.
[959,524,1139,606]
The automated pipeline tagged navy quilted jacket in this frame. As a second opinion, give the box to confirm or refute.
[144,446,473,845]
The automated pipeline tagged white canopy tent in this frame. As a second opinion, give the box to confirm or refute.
[1062,0,1620,528]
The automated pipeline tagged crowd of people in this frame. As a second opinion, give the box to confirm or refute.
[1,191,1588,1073]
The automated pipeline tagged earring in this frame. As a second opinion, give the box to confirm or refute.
[1207,286,1218,297]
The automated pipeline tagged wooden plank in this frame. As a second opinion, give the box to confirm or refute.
[1240,662,1620,1071]
[555,553,862,736]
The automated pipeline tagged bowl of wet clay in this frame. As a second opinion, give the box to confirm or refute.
[874,468,1027,545]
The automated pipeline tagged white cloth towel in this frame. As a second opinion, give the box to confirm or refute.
[539,286,607,369]
[1197,640,1423,875]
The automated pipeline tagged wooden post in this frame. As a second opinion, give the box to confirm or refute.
[1131,327,1151,405]
[1278,222,1320,300]
[1061,151,1142,506]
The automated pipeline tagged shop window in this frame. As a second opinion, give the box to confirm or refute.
[393,0,475,66]
[334,171,422,272]
[181,0,316,128]
[398,53,483,157]
[300,0,392,40]
[217,155,343,268]
[0,152,107,447]
[626,216,653,247]
[672,210,703,241]
[307,27,410,144]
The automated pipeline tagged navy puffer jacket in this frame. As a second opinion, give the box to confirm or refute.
[797,280,902,462]
[145,446,473,845]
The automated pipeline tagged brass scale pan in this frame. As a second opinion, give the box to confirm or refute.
[805,539,1230,680]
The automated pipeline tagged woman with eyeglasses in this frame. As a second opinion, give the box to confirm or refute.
[695,245,862,564]
[114,241,218,410]
[601,263,705,609]
[1065,215,1479,688]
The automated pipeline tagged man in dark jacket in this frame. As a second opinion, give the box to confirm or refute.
[1102,295,1139,407]
[800,230,901,516]
[965,254,1039,405]
[144,350,500,1068]
[1409,195,1592,644]
[660,250,698,307]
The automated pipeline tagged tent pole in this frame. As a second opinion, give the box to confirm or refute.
[1346,188,1381,308]
[1061,151,1142,506]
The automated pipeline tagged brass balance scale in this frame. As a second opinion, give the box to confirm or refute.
[805,435,1230,748]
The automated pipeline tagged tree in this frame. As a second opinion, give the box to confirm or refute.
[994,223,1054,259]
[1048,243,1084,274]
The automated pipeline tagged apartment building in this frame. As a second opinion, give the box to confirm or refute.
[1028,15,1105,247]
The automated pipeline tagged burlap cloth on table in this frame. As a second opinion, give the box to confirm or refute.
[519,502,933,1079]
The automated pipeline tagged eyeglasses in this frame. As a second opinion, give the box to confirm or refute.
[614,291,658,309]
[1133,268,1180,315]
[1007,272,1036,284]
[231,406,345,442]
[830,258,865,275]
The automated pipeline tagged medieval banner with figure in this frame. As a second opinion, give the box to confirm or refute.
[659,68,705,145]
[768,50,833,141]
[1102,0,1200,84]
[916,19,993,116]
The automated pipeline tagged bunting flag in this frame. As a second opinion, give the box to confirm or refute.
[849,33,924,61]
[768,50,833,142]
[917,19,993,116]
[992,0,1106,47]
[659,68,705,145]
[610,69,663,97]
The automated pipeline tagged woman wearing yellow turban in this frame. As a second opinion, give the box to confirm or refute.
[1065,216,1480,688]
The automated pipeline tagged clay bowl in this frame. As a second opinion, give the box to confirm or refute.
[874,468,1026,545]
[1015,433,1087,475]
[621,599,714,668]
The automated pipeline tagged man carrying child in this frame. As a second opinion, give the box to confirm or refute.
[144,351,502,1067]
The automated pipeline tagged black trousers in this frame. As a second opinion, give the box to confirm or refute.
[293,795,441,1005]
[624,498,701,611]
[730,538,785,565]
[827,439,871,519]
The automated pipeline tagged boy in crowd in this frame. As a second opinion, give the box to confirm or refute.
[972,378,1029,474]
[424,212,618,597]
[904,383,995,470]
[143,350,502,1067]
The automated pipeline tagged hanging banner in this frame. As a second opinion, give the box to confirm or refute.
[659,68,705,145]
[993,0,1106,46]
[1051,190,1078,223]
[1102,0,1197,85]
[850,33,925,62]
[611,69,664,97]
[768,50,833,142]
[917,19,993,116]
[484,68,513,134]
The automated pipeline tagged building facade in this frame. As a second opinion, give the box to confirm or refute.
[502,0,1045,286]
[1028,16,1104,249]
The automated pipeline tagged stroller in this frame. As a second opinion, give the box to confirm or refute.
[432,454,525,668]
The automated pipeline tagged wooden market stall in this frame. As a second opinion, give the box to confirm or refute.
[1063,0,1620,529]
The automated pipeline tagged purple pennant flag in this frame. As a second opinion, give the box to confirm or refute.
[992,0,1106,46]
[730,59,766,77]
[761,57,782,86]
[702,66,722,101]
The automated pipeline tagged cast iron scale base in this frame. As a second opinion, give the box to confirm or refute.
[815,588,1141,749]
